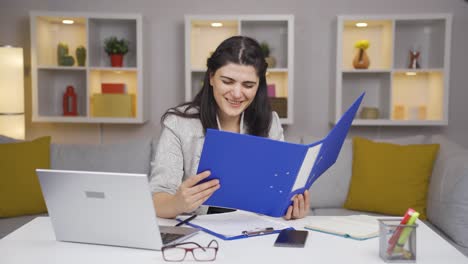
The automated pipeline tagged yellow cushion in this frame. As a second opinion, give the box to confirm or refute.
[343,137,439,220]
[0,137,51,217]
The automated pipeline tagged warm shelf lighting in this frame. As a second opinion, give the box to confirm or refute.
[62,19,74,25]
[0,46,25,139]
[405,72,417,76]
[355,22,368,28]
[211,22,223,27]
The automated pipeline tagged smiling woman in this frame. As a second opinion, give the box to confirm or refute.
[210,63,259,132]
[162,36,272,137]
[149,36,310,220]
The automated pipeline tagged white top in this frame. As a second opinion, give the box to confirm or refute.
[149,110,284,213]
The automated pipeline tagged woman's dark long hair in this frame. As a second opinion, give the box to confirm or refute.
[161,36,272,137]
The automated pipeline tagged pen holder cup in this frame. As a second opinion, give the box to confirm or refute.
[378,219,418,263]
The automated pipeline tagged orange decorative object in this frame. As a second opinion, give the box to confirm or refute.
[353,48,370,69]
[418,105,427,120]
[63,85,78,116]
[393,105,405,120]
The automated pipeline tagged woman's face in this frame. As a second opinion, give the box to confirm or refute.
[209,63,259,120]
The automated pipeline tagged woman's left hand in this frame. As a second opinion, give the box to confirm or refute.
[284,190,310,220]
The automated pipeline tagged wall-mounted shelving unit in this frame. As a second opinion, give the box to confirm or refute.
[334,14,452,126]
[30,11,147,123]
[185,15,294,124]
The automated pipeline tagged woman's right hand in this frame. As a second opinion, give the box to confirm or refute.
[173,171,220,214]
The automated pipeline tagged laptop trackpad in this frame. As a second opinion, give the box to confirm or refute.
[159,226,200,245]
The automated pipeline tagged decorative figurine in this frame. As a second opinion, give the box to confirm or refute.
[63,85,78,116]
[353,40,370,69]
[408,47,420,69]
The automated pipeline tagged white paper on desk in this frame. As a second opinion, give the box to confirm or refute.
[179,210,290,238]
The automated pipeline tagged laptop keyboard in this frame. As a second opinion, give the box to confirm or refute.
[161,232,185,245]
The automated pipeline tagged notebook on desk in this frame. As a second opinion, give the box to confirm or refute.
[304,215,380,240]
[36,169,199,250]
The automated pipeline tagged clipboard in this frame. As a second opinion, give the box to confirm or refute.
[197,93,365,217]
[176,211,293,240]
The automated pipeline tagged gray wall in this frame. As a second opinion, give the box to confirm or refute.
[1,0,467,146]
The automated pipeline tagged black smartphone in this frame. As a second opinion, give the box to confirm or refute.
[274,229,308,248]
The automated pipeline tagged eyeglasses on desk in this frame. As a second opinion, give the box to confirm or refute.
[162,239,219,262]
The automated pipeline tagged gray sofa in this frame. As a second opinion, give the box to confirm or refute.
[299,134,468,257]
[1,134,467,258]
[0,136,155,238]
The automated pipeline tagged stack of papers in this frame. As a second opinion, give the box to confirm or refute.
[304,215,380,240]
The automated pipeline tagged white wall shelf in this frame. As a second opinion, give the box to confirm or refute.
[334,14,452,126]
[38,66,87,70]
[30,11,147,123]
[185,15,294,124]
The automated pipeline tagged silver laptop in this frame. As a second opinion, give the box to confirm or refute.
[36,169,199,250]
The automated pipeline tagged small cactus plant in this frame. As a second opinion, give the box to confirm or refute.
[60,56,75,66]
[57,42,75,66]
[57,42,69,65]
[76,45,86,66]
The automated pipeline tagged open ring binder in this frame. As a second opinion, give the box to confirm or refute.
[242,227,275,236]
[197,93,365,217]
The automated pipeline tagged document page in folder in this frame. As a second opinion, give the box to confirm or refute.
[291,144,321,192]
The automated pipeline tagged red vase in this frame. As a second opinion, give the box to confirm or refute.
[63,86,78,116]
[110,54,124,67]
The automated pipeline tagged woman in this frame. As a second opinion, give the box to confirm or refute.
[150,36,309,219]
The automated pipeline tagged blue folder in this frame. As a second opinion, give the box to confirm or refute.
[197,93,364,217]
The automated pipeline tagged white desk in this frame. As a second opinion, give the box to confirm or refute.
[1,216,466,264]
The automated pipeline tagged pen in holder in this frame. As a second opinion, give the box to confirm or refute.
[378,219,418,263]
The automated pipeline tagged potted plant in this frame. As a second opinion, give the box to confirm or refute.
[260,41,276,68]
[104,36,129,67]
